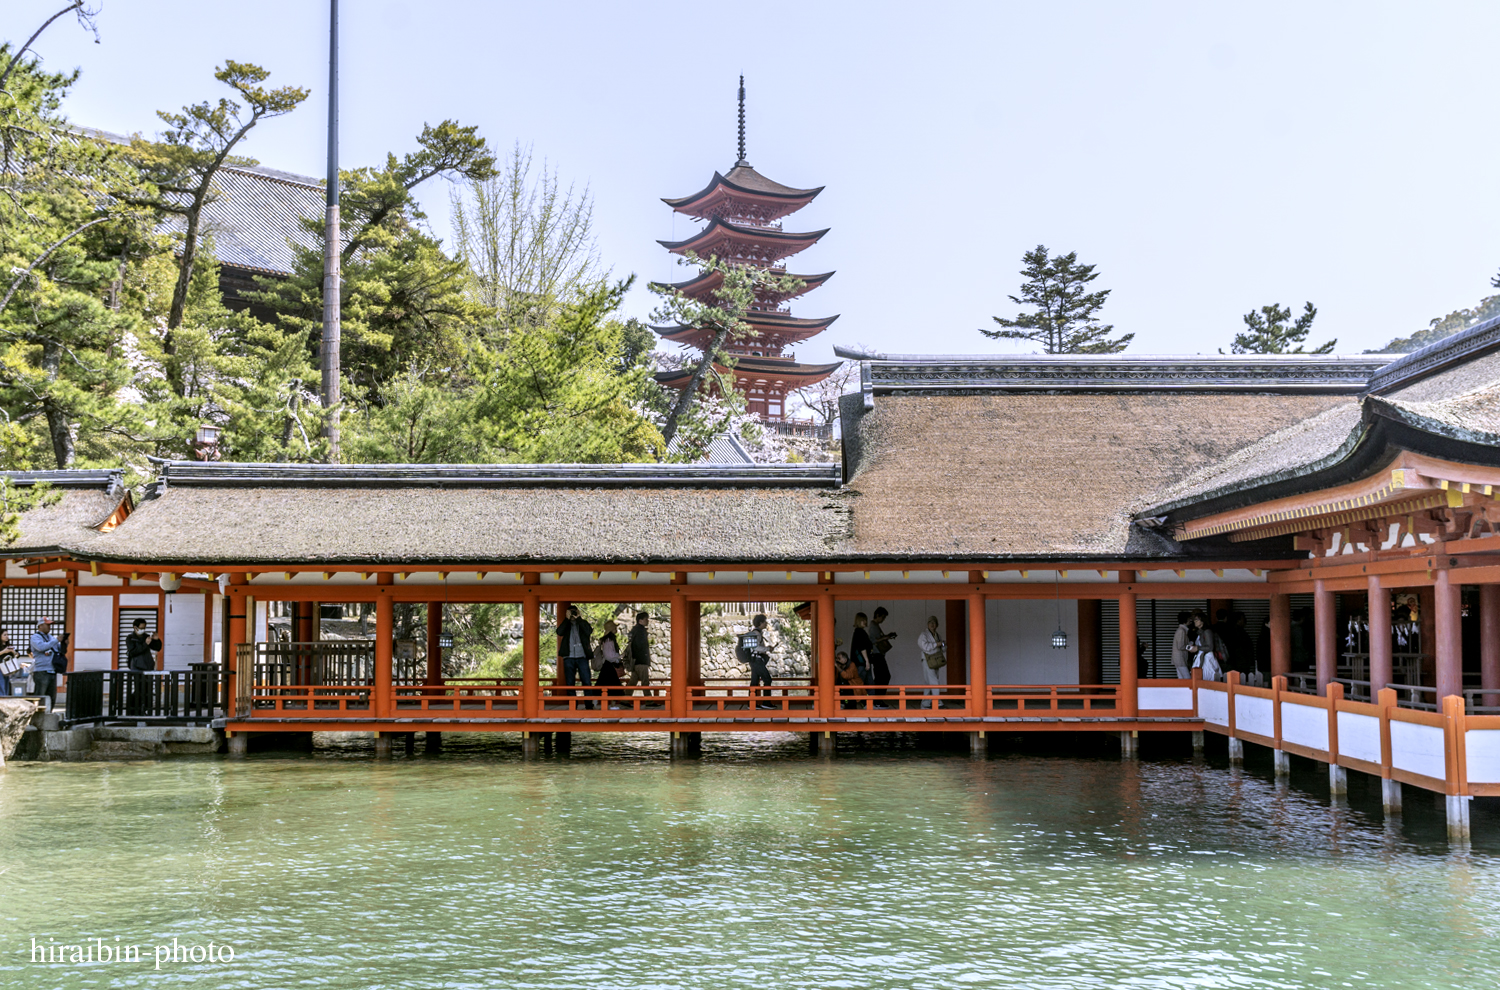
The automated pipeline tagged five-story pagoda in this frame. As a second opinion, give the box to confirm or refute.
[654,78,841,424]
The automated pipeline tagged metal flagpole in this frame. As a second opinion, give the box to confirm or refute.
[321,0,341,461]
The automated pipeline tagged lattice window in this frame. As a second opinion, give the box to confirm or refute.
[3,585,67,655]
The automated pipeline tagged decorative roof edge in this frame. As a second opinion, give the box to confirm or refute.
[1365,314,1500,394]
[830,350,1396,394]
[0,469,124,496]
[150,461,842,491]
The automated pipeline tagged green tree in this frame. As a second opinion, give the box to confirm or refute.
[126,60,308,361]
[1373,294,1500,353]
[1229,301,1333,354]
[982,245,1131,353]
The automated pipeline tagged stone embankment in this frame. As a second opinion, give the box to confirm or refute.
[0,699,222,762]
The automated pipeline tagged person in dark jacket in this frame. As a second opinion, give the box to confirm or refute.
[850,613,874,688]
[627,611,651,687]
[556,606,594,689]
[125,618,162,672]
[1225,611,1256,676]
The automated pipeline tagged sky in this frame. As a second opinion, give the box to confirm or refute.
[13,0,1500,365]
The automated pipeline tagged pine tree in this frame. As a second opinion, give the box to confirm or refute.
[1230,302,1334,354]
[982,245,1131,354]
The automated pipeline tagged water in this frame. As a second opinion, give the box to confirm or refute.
[3,733,1500,989]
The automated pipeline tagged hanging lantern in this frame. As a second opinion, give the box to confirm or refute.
[158,572,182,594]
[1050,572,1067,649]
[438,633,454,650]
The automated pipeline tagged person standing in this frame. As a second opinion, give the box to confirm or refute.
[850,613,874,696]
[1170,611,1194,679]
[555,606,594,704]
[125,617,163,717]
[917,616,946,709]
[868,607,897,705]
[627,611,652,687]
[30,617,63,710]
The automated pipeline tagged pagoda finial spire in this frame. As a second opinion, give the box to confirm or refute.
[736,75,748,167]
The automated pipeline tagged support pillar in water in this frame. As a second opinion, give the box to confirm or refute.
[1119,731,1138,758]
[373,732,393,759]
[1447,795,1470,841]
[1329,764,1347,796]
[969,731,986,757]
[814,731,835,758]
[404,732,416,756]
[1227,737,1243,763]
[521,732,541,760]
[670,731,701,758]
[1191,730,1204,752]
[426,731,442,755]
[227,733,247,757]
[1274,749,1290,776]
[1382,778,1402,816]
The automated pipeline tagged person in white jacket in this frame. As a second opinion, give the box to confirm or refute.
[917,616,946,709]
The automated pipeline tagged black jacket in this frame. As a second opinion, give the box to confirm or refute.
[556,617,593,660]
[125,631,161,671]
[629,624,650,665]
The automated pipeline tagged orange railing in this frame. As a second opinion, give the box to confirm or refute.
[689,683,819,715]
[984,684,1120,716]
[834,684,969,714]
[247,683,373,715]
[393,680,521,715]
[539,683,672,716]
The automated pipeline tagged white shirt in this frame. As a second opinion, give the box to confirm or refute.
[918,629,944,656]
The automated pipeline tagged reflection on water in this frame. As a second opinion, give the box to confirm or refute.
[2,733,1499,989]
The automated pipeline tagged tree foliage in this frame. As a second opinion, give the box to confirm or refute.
[983,245,1132,353]
[1229,301,1334,354]
[1374,293,1500,354]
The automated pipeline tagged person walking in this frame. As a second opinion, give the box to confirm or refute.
[868,607,896,706]
[917,616,946,709]
[30,617,63,710]
[738,614,776,707]
[594,622,626,707]
[1170,611,1194,679]
[850,613,874,707]
[627,611,652,688]
[556,605,594,706]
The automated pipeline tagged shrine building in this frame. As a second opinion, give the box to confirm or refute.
[6,319,1500,838]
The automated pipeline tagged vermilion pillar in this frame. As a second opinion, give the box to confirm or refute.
[521,592,539,718]
[1481,584,1500,708]
[1119,590,1138,717]
[1367,577,1392,693]
[374,586,394,718]
[967,592,986,716]
[1314,578,1336,696]
[817,594,836,718]
[1269,593,1290,678]
[1434,569,1463,705]
[227,574,249,715]
[426,602,443,685]
[669,594,688,718]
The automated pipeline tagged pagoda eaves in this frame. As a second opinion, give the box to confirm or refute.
[658,216,829,266]
[662,164,824,224]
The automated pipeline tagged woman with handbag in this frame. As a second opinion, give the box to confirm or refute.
[917,616,946,709]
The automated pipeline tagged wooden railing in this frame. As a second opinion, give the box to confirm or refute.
[542,683,672,716]
[63,667,224,726]
[984,684,1120,715]
[247,683,374,715]
[834,684,968,714]
[689,683,817,714]
[393,681,521,715]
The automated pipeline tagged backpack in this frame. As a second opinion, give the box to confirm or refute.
[620,635,634,664]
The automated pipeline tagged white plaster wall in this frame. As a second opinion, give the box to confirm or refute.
[77,572,123,587]
[1337,711,1382,765]
[833,599,951,686]
[1464,729,1500,784]
[1280,701,1330,753]
[1391,721,1447,781]
[1199,687,1229,726]
[73,596,113,651]
[986,599,1079,685]
[1139,686,1193,711]
[210,594,223,664]
[1235,694,1275,738]
[162,594,206,670]
[254,600,269,644]
[120,594,157,607]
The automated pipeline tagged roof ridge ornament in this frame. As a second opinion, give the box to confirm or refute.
[736,74,749,167]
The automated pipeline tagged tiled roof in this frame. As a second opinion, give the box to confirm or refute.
[195,165,324,276]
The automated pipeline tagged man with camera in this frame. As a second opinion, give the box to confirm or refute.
[556,605,595,701]
[30,617,65,710]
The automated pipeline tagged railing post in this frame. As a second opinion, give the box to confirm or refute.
[1368,575,1391,694]
[1119,579,1138,718]
[1442,693,1470,840]
[1271,674,1289,775]
[1327,681,1345,794]
[816,592,836,719]
[1226,670,1242,762]
[1377,686,1400,813]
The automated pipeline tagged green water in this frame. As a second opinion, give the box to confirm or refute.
[3,734,1500,989]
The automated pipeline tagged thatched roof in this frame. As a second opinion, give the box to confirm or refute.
[89,467,854,565]
[841,391,1351,558]
[2,471,127,556]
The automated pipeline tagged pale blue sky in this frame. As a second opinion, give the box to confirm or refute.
[15,0,1500,363]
